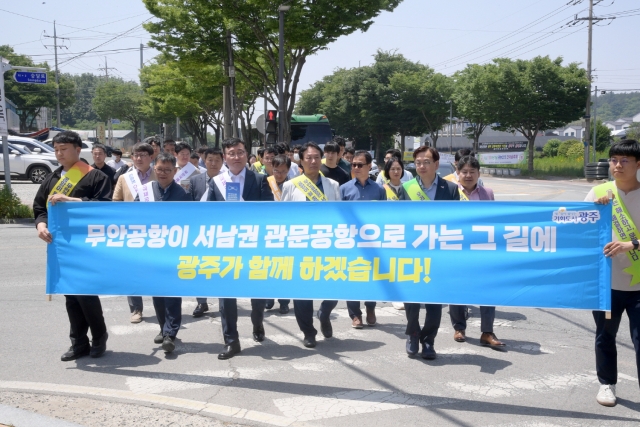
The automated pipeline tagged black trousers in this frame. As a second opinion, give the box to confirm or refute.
[266,299,291,306]
[152,297,182,338]
[196,298,208,305]
[65,295,107,350]
[404,303,442,345]
[219,298,266,344]
[347,301,376,319]
[593,290,640,386]
[127,296,143,312]
[449,305,496,333]
[293,300,338,338]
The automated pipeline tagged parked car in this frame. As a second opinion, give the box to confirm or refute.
[43,138,96,164]
[0,142,60,183]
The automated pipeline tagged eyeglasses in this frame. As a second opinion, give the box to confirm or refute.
[352,163,367,169]
[132,153,149,159]
[609,158,630,166]
[415,161,434,167]
[226,151,246,158]
[155,168,174,174]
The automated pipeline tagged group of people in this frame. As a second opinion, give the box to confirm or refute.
[33,130,640,408]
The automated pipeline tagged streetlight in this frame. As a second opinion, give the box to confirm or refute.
[278,3,291,142]
[446,100,453,154]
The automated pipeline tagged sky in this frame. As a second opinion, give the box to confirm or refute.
[1,0,639,121]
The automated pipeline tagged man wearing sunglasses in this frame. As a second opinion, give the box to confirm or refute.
[340,150,387,329]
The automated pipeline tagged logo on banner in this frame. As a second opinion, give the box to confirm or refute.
[552,208,600,224]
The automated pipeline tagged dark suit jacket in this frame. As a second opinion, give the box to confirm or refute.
[397,175,460,201]
[189,172,211,201]
[207,168,274,202]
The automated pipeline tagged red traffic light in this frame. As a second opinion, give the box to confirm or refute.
[266,110,277,122]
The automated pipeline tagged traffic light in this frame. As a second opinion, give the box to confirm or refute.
[265,109,278,145]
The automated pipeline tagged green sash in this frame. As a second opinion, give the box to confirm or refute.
[402,178,430,201]
[594,181,640,286]
[291,175,327,201]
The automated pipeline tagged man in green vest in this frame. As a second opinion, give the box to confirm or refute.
[587,139,640,407]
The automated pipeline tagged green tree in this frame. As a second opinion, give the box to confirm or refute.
[489,56,589,173]
[0,45,75,131]
[452,63,500,152]
[143,0,403,142]
[390,66,452,150]
[627,122,640,141]
[589,119,612,152]
[141,57,225,146]
[60,73,101,127]
[542,138,562,157]
[92,78,146,141]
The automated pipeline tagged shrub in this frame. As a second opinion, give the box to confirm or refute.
[542,139,562,157]
[557,139,582,157]
[566,142,586,158]
[0,185,33,220]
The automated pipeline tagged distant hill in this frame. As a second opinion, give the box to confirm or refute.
[593,91,640,122]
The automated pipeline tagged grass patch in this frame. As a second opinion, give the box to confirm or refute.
[0,185,33,219]
[482,151,609,178]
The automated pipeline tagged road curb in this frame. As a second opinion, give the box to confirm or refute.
[0,218,35,224]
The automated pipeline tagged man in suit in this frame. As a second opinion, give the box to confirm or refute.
[206,138,274,360]
[397,146,460,360]
[189,147,224,318]
[112,142,157,324]
[281,142,341,349]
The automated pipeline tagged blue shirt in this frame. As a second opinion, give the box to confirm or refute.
[416,175,439,200]
[340,178,387,201]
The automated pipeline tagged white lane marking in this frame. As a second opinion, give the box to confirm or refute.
[494,193,531,196]
[468,319,514,328]
[109,323,159,335]
[447,371,599,398]
[0,381,311,427]
[589,371,638,382]
[273,390,453,421]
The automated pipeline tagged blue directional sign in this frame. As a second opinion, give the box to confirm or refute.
[14,71,48,84]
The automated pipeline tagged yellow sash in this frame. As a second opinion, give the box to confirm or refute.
[457,185,470,201]
[49,161,93,197]
[402,178,430,201]
[292,174,327,201]
[267,176,282,201]
[443,173,458,184]
[594,181,640,286]
[379,171,390,184]
[383,184,399,201]
[253,161,263,171]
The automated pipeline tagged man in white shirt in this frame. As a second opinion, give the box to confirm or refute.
[106,149,126,171]
[586,139,640,408]
[281,142,341,349]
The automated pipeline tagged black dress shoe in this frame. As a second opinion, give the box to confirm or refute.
[303,336,316,348]
[218,342,241,360]
[421,342,437,360]
[265,299,275,310]
[317,311,333,338]
[154,333,164,344]
[406,335,419,357]
[279,304,289,314]
[162,336,176,353]
[61,346,90,362]
[253,325,265,342]
[90,332,108,358]
[192,303,209,318]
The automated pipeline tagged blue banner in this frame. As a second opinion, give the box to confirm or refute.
[47,201,612,310]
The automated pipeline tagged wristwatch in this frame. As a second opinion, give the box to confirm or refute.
[633,239,639,251]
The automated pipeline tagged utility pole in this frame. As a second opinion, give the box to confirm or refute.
[592,86,598,162]
[448,100,453,154]
[575,1,613,168]
[278,4,291,143]
[98,57,117,146]
[43,21,68,127]
[226,31,238,138]
[140,43,144,141]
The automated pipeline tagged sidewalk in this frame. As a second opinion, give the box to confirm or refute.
[0,404,86,427]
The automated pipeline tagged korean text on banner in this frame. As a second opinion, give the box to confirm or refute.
[46,201,611,310]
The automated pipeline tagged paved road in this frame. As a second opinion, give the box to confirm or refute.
[2,177,638,427]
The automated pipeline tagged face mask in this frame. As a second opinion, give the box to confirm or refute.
[294,153,300,161]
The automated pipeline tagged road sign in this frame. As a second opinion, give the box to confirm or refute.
[97,123,106,144]
[13,71,47,84]
[111,119,121,124]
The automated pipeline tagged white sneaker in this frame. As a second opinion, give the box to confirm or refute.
[130,309,142,324]
[596,384,616,407]
[392,302,405,310]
